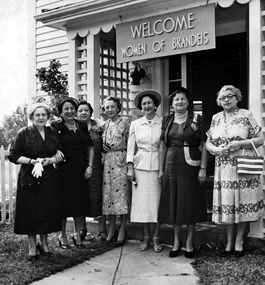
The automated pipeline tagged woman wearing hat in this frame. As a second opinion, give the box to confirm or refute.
[51,97,94,249]
[127,90,163,253]
[158,87,208,258]
[8,103,64,261]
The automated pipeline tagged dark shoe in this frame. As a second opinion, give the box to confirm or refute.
[106,230,118,244]
[234,250,244,258]
[169,242,182,258]
[185,250,195,258]
[80,230,87,241]
[37,243,54,258]
[115,232,127,247]
[220,248,234,258]
[98,231,107,244]
[72,235,85,249]
[28,255,38,262]
[58,238,71,249]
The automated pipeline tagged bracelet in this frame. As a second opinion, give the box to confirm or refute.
[88,164,93,168]
[200,166,206,170]
[29,159,32,164]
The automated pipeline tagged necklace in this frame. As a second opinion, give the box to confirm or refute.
[65,122,77,132]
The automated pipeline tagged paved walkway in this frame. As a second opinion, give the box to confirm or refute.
[31,240,199,285]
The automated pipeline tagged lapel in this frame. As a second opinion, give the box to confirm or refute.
[183,112,195,130]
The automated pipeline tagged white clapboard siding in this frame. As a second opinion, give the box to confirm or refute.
[35,0,69,99]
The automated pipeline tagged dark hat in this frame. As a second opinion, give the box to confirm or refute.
[134,89,162,110]
[58,97,78,114]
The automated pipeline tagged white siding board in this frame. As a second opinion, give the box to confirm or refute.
[37,25,58,35]
[36,59,69,69]
[36,37,68,48]
[36,0,67,9]
[37,43,69,55]
[37,50,69,62]
[37,30,66,42]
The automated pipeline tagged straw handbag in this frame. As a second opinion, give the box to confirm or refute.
[236,140,264,175]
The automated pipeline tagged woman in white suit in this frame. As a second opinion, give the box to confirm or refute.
[127,89,163,253]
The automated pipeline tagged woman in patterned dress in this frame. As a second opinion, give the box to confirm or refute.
[206,85,264,258]
[77,100,107,243]
[102,97,131,246]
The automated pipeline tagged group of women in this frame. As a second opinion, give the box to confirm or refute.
[8,84,265,261]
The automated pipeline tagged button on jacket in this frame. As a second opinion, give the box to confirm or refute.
[127,114,162,171]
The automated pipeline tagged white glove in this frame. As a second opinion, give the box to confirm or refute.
[32,159,44,178]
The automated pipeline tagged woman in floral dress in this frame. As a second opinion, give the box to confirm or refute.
[102,97,131,246]
[206,85,264,258]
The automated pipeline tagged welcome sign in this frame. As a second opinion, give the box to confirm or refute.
[116,4,215,63]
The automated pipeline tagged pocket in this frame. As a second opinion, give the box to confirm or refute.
[133,153,144,167]
[20,175,42,192]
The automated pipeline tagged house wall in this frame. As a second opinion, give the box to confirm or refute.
[35,0,69,97]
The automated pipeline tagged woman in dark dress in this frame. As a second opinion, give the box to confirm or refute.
[77,100,107,242]
[51,97,94,248]
[158,87,208,258]
[8,103,63,261]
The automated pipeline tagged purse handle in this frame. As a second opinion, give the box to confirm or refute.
[242,140,260,156]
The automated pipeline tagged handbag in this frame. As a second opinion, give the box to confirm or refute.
[236,140,264,175]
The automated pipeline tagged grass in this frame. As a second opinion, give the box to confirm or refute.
[0,222,115,285]
[192,242,265,285]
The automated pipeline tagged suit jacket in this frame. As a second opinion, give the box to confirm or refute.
[161,112,206,163]
[51,118,93,163]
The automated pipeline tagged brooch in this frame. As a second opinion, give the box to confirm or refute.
[191,122,198,131]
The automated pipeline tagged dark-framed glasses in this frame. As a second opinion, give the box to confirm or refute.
[219,94,236,101]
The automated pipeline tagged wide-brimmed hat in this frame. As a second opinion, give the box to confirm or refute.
[134,89,162,109]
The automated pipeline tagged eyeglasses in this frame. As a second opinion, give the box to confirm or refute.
[219,94,236,101]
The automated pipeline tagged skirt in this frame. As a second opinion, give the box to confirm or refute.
[130,169,161,223]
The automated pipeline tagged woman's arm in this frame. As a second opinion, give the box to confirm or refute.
[198,141,208,184]
[158,140,167,183]
[84,146,94,179]
[227,132,263,152]
[205,138,230,157]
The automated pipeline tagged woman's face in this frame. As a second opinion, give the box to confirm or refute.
[32,107,48,129]
[77,104,91,122]
[218,89,238,112]
[61,102,76,121]
[141,96,156,116]
[172,92,189,113]
[104,100,119,119]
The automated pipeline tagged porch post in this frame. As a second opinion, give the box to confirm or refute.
[86,33,101,119]
[248,0,264,238]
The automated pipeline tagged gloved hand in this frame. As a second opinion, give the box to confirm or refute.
[32,159,44,178]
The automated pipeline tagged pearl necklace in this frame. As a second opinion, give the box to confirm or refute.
[65,122,77,132]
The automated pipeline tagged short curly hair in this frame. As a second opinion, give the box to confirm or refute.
[103,96,122,113]
[216,85,242,106]
[168,86,191,106]
[77,100,94,115]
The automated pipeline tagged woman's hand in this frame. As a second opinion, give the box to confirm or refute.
[103,143,111,152]
[227,141,241,152]
[127,167,135,182]
[216,146,230,157]
[198,169,206,185]
[55,150,64,162]
[42,158,54,167]
[84,166,93,179]
[158,170,163,184]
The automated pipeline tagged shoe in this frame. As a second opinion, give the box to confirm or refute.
[106,230,118,244]
[58,238,71,249]
[220,247,234,258]
[28,255,38,262]
[115,231,127,247]
[139,236,151,251]
[98,231,107,244]
[152,237,163,253]
[185,250,195,258]
[37,243,54,258]
[80,230,87,241]
[169,242,182,258]
[234,249,244,258]
[72,235,85,249]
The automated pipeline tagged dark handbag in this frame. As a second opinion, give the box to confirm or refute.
[236,140,264,175]
[20,164,42,191]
